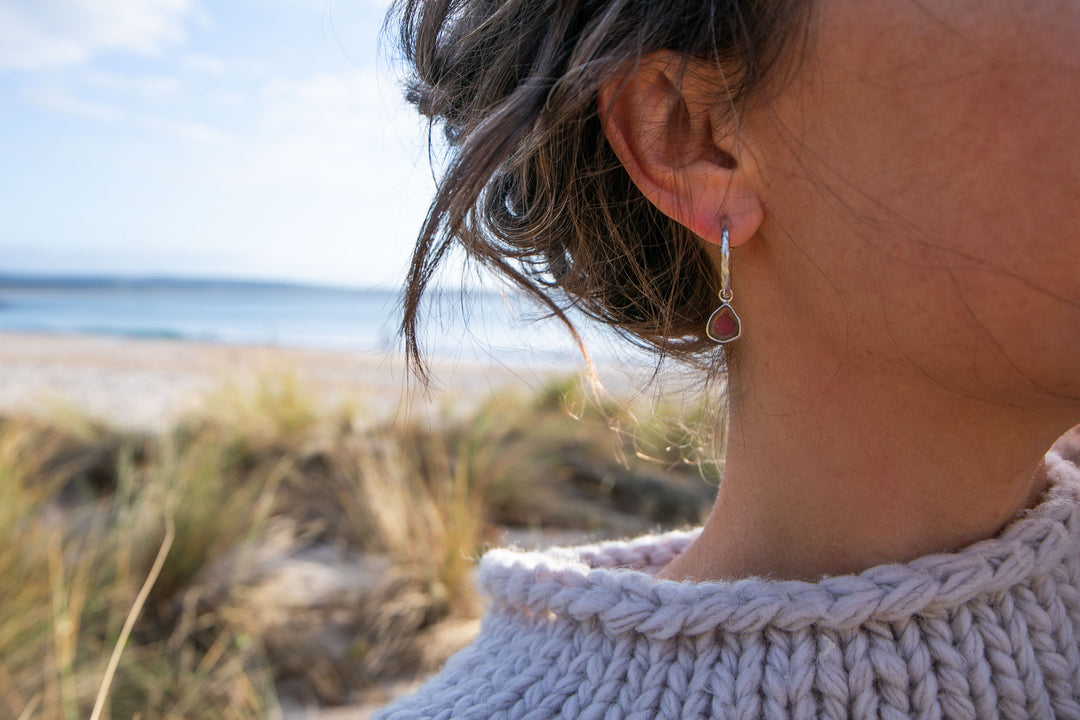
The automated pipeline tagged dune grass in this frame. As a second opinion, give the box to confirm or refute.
[0,373,719,719]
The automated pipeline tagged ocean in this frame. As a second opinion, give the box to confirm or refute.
[0,275,608,365]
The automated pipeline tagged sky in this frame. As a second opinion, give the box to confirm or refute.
[0,0,442,289]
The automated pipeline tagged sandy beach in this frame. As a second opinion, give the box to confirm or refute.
[0,330,616,431]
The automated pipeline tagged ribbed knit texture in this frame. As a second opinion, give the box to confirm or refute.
[375,453,1080,719]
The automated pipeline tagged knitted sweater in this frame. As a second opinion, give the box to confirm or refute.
[375,453,1080,720]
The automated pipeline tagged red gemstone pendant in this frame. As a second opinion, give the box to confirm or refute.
[707,303,741,343]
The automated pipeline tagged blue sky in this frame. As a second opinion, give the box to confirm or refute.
[0,0,440,289]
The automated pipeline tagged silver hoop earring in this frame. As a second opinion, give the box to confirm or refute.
[706,223,741,343]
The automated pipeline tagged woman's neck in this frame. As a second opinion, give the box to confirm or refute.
[659,355,1066,583]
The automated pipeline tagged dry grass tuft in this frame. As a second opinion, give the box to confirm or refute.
[0,373,718,718]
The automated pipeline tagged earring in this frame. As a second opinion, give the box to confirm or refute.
[706,223,741,343]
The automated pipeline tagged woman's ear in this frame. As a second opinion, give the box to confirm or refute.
[597,51,763,249]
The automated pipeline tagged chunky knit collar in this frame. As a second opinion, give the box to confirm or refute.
[377,453,1080,720]
[480,453,1080,640]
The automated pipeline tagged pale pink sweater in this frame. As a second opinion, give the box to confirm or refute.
[375,453,1080,719]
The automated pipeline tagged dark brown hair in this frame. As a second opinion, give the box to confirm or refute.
[388,0,812,378]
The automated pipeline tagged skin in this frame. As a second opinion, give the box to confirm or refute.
[601,0,1080,580]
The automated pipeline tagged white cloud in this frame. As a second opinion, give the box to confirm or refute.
[151,67,438,286]
[138,116,224,144]
[182,53,226,76]
[0,0,196,70]
[219,69,429,192]
[82,69,182,98]
[20,77,223,143]
[21,85,123,122]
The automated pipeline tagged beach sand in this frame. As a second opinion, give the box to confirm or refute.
[0,331,615,431]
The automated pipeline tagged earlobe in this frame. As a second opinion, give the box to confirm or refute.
[597,52,763,249]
